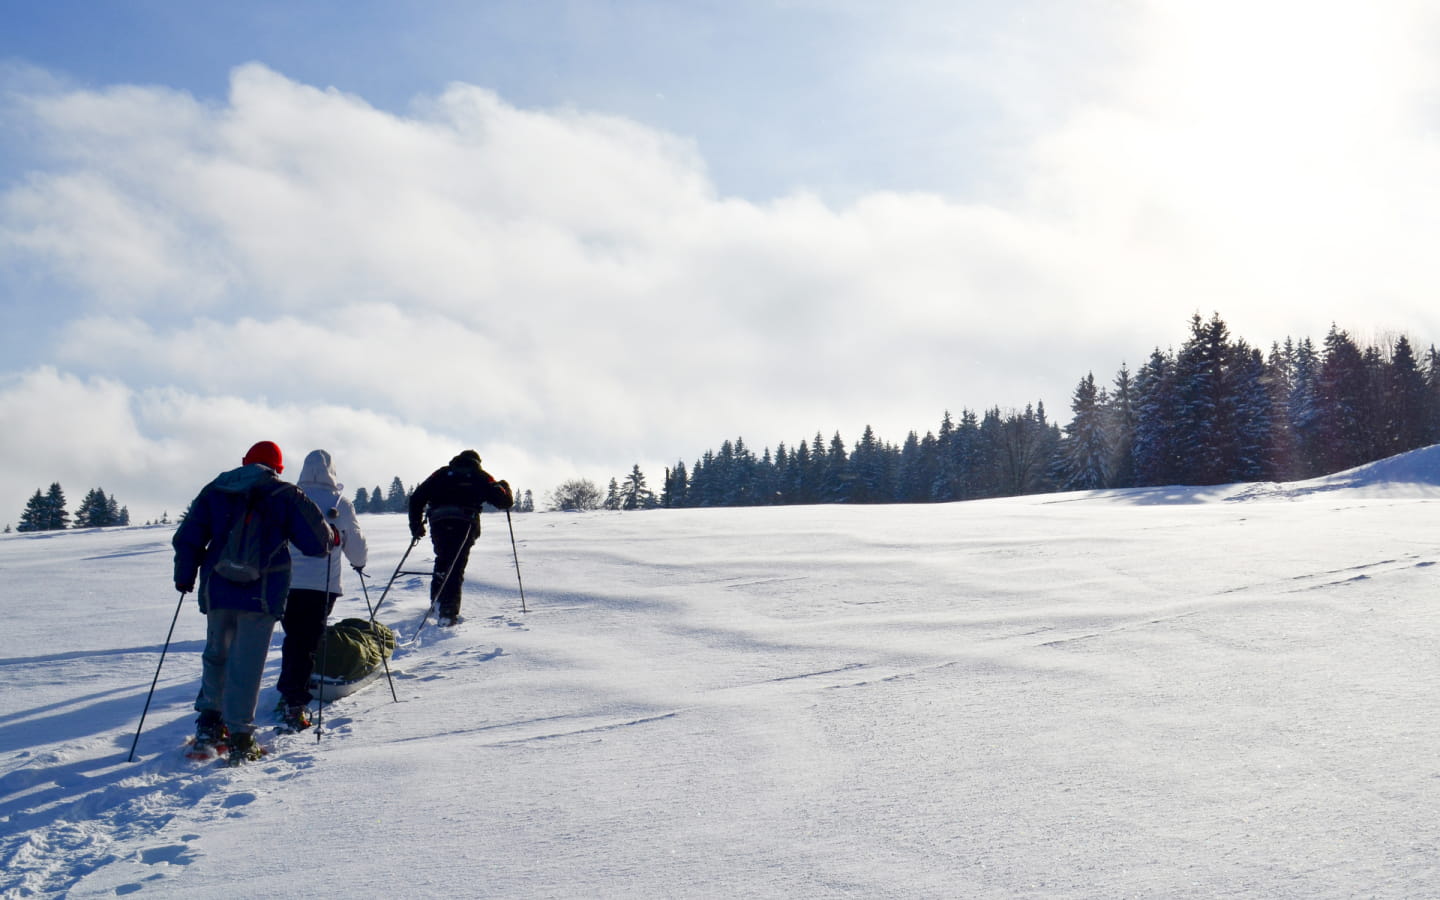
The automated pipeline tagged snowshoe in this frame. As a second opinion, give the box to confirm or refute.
[227,732,266,766]
[188,711,229,759]
[274,698,313,733]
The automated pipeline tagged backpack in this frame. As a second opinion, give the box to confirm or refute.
[212,487,267,583]
[316,618,397,681]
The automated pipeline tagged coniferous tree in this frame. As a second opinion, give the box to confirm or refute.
[1058,372,1111,490]
[1288,337,1323,478]
[953,409,986,500]
[44,483,69,530]
[1315,326,1370,473]
[821,432,850,502]
[1265,341,1299,480]
[603,478,621,510]
[620,465,656,510]
[1106,364,1137,487]
[1171,313,1235,485]
[386,477,408,514]
[1228,341,1274,482]
[1132,348,1180,486]
[76,488,111,528]
[354,486,370,513]
[851,425,887,503]
[1385,335,1430,454]
[17,490,47,532]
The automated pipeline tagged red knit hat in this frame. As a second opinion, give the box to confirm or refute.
[242,440,284,473]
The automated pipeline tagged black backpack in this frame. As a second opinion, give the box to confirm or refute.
[212,487,269,583]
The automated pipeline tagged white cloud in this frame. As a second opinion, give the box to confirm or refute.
[6,2,1440,526]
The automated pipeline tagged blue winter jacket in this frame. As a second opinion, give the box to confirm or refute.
[172,463,334,617]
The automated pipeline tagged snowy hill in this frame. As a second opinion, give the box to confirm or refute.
[4,449,1440,898]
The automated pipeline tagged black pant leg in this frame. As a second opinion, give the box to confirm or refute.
[277,588,334,705]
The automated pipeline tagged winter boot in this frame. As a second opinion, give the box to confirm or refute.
[194,710,228,750]
[227,731,265,766]
[279,703,312,733]
[437,603,461,627]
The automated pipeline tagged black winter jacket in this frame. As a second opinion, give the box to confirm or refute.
[408,454,513,534]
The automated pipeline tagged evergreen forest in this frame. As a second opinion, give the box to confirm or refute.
[645,313,1440,509]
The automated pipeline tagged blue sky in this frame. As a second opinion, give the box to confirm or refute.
[3,1,1440,524]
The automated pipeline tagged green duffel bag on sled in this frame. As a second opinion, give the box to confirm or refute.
[311,618,396,699]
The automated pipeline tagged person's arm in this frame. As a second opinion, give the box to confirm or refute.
[339,498,368,569]
[408,473,433,538]
[287,487,336,558]
[171,492,210,592]
[486,477,515,510]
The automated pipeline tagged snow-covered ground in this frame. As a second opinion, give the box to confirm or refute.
[5,449,1440,899]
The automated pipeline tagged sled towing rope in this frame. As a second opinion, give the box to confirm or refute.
[127,590,187,762]
[370,536,419,622]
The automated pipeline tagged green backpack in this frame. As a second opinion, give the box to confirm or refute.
[315,618,397,681]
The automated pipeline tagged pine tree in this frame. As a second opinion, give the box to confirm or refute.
[76,488,110,528]
[17,490,47,532]
[1386,335,1430,454]
[44,483,69,530]
[1106,364,1137,487]
[821,432,850,503]
[1315,326,1369,474]
[1288,337,1323,478]
[354,486,370,513]
[603,478,621,510]
[1131,348,1180,486]
[1059,373,1111,490]
[620,465,656,510]
[386,477,408,514]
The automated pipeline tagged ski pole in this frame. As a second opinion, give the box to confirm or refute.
[315,509,338,742]
[127,590,187,762]
[505,508,527,614]
[355,567,399,703]
[370,536,419,622]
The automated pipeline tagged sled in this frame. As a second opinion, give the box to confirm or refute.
[309,668,385,702]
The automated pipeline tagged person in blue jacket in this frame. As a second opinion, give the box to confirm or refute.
[172,440,337,764]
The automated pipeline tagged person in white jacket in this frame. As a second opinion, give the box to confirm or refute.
[275,449,368,731]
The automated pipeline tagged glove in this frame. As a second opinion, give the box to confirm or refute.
[411,522,425,540]
[352,565,365,576]
[176,582,194,594]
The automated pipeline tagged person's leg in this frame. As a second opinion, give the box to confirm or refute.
[195,609,236,716]
[439,529,478,616]
[277,589,327,706]
[221,611,279,736]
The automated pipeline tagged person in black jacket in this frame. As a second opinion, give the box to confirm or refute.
[172,440,338,764]
[408,450,513,625]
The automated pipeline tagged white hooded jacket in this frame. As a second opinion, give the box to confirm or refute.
[290,449,368,594]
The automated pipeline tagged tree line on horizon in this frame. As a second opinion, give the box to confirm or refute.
[351,479,537,515]
[607,313,1440,510]
[11,485,132,533]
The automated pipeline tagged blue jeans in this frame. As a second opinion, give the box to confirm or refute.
[195,608,277,735]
